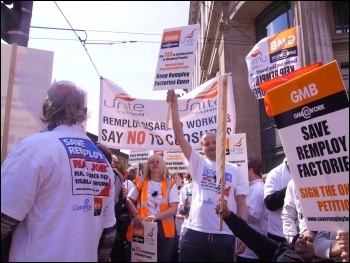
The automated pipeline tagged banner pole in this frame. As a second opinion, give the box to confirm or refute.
[1,44,18,165]
[165,102,171,131]
[216,74,228,230]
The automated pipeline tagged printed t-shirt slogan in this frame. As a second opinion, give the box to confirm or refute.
[60,137,111,197]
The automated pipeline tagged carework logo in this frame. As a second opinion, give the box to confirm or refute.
[181,28,197,46]
[161,30,181,49]
[73,198,92,212]
[294,105,325,120]
[132,225,145,244]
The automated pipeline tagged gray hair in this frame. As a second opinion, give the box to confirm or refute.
[40,81,88,126]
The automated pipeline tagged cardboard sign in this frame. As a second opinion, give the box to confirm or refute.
[130,221,158,262]
[153,24,200,91]
[264,60,349,231]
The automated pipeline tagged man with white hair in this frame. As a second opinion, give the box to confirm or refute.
[1,81,116,261]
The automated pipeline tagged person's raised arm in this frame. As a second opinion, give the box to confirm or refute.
[166,89,192,161]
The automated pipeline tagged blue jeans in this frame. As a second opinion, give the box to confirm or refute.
[179,227,236,262]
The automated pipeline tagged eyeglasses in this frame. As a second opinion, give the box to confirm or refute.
[152,191,158,197]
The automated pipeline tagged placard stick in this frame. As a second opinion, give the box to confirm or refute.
[1,44,17,165]
[165,103,171,131]
[216,74,228,231]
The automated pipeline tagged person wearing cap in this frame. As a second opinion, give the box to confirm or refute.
[264,157,292,243]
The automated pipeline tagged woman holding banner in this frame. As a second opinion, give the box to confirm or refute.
[126,154,179,262]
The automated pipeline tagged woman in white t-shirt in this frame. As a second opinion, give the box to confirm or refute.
[126,154,179,262]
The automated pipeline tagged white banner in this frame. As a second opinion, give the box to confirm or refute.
[245,26,301,99]
[153,24,200,91]
[163,151,188,173]
[99,76,236,151]
[129,150,150,164]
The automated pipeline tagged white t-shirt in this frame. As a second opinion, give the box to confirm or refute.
[1,124,116,262]
[239,178,267,259]
[128,179,179,216]
[282,179,307,244]
[177,182,193,234]
[264,161,292,237]
[185,149,249,235]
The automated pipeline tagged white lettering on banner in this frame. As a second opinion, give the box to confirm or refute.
[270,34,296,52]
[99,77,236,151]
[291,83,318,103]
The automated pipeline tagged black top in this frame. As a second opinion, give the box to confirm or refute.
[223,212,333,262]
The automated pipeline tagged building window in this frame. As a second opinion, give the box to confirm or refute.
[255,1,292,173]
[255,1,292,42]
[332,1,349,33]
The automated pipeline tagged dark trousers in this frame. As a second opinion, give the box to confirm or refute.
[111,215,131,262]
[1,234,12,262]
[156,220,174,262]
[179,227,236,262]
[171,233,180,262]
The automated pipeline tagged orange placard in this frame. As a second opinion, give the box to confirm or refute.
[261,62,323,117]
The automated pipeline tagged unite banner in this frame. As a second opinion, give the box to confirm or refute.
[245,26,301,99]
[99,76,236,151]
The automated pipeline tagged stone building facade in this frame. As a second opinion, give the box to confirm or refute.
[188,1,348,173]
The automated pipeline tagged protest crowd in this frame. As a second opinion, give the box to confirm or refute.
[1,80,348,262]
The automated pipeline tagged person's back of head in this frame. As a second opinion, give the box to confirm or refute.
[40,81,88,127]
[96,144,112,164]
[187,173,192,183]
[248,157,262,180]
